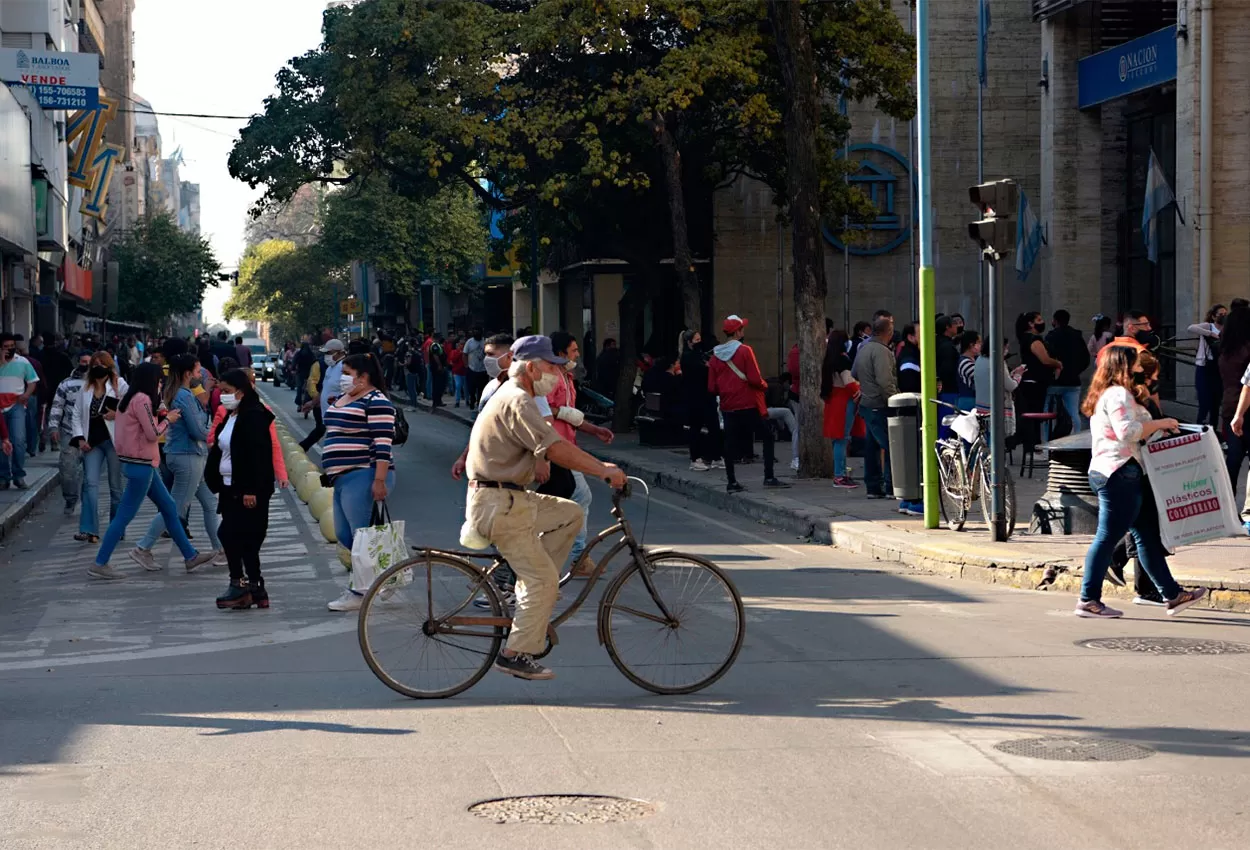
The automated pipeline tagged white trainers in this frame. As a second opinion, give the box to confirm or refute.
[790,457,800,471]
[128,548,160,571]
[710,459,726,469]
[689,460,710,471]
[211,549,229,567]
[327,589,364,612]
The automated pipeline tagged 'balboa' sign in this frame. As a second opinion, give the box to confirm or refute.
[1078,26,1177,110]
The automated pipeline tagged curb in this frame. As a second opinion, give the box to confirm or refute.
[0,468,60,542]
[398,393,1250,613]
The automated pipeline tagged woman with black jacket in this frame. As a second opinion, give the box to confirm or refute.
[205,369,276,610]
[679,330,723,471]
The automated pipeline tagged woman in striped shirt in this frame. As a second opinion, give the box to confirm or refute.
[324,353,397,612]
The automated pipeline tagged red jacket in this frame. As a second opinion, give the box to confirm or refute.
[708,341,767,415]
[786,343,800,397]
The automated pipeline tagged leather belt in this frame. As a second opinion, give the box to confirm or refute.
[469,480,523,491]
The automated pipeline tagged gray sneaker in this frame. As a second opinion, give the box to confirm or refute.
[494,652,555,681]
[1074,600,1123,618]
[128,548,160,571]
[88,563,125,580]
[1166,587,1208,617]
[184,552,215,573]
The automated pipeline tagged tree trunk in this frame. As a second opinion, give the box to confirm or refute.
[768,0,831,478]
[652,114,703,333]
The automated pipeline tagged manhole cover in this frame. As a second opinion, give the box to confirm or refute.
[994,737,1153,762]
[468,795,657,825]
[1079,637,1250,655]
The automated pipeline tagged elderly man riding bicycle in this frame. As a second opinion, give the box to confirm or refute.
[464,335,626,681]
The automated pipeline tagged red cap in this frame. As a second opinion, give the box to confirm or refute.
[723,314,747,335]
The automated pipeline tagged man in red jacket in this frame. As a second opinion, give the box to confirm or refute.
[708,315,789,493]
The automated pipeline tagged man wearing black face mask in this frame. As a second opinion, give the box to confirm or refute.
[0,333,38,489]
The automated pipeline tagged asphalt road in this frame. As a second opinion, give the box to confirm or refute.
[2,380,1249,849]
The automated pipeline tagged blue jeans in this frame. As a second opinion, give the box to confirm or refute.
[831,398,856,478]
[405,372,420,407]
[0,403,26,482]
[26,400,39,456]
[861,406,892,496]
[95,462,199,567]
[569,470,592,566]
[1081,461,1181,603]
[332,466,397,555]
[453,374,468,404]
[80,438,122,535]
[1045,385,1082,441]
[137,453,221,551]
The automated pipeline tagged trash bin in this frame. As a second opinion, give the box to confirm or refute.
[887,392,922,502]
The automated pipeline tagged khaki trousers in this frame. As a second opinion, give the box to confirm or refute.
[468,488,583,654]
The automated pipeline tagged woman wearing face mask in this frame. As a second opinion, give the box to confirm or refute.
[1075,346,1206,618]
[71,352,127,543]
[1188,303,1227,428]
[87,363,216,579]
[324,354,397,612]
[205,370,278,609]
[1015,311,1063,451]
[129,354,224,571]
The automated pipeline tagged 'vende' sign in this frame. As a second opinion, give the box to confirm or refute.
[0,48,100,111]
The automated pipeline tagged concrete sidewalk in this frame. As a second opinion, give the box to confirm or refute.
[403,392,1250,612]
[0,453,58,542]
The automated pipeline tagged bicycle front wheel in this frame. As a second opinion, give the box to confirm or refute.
[978,464,1018,539]
[937,446,968,531]
[600,552,745,695]
[358,555,504,699]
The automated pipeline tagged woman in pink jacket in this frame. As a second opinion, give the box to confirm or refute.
[88,363,215,580]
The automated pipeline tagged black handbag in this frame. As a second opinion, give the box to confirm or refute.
[535,462,576,499]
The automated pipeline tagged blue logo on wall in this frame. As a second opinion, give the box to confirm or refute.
[822,144,917,256]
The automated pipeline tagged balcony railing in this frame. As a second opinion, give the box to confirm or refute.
[78,0,106,61]
[1031,0,1091,22]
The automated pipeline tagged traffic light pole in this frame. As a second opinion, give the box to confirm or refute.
[986,251,1008,542]
[916,0,939,528]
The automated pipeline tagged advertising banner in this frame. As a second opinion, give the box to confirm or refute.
[0,48,100,111]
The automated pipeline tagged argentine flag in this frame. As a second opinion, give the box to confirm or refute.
[1015,191,1044,282]
[1142,149,1178,264]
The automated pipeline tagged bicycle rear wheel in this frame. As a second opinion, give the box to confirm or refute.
[978,463,1018,539]
[358,555,504,699]
[600,552,745,695]
[937,446,969,531]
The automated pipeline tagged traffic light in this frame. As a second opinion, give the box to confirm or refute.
[968,179,1018,256]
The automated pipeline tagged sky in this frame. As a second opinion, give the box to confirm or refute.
[131,1,327,326]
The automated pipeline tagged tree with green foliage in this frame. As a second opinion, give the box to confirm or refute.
[320,178,487,295]
[112,213,220,329]
[224,240,343,344]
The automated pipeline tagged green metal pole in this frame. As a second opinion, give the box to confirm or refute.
[916,0,939,528]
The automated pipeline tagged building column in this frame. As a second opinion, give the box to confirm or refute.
[1040,8,1104,326]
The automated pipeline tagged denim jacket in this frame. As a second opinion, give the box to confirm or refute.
[163,387,210,456]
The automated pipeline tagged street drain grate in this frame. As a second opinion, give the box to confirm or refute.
[468,795,657,825]
[1079,637,1250,655]
[994,737,1153,762]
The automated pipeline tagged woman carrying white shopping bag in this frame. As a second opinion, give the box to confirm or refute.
[1076,345,1207,619]
[323,353,398,612]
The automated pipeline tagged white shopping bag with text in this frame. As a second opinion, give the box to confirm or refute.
[1140,426,1242,550]
[350,502,410,593]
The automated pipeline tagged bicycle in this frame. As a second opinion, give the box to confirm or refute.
[931,399,1017,538]
[357,479,746,699]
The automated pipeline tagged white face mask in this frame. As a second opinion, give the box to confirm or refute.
[564,359,578,372]
[339,373,357,395]
[484,355,503,379]
[220,394,241,411]
[532,369,561,396]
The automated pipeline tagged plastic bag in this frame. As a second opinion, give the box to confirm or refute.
[1141,426,1243,550]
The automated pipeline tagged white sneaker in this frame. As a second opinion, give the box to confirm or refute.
[211,549,229,567]
[128,548,160,571]
[710,459,726,469]
[790,457,800,471]
[327,589,363,612]
[689,460,710,471]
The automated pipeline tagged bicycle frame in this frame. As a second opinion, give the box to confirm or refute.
[415,489,676,647]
